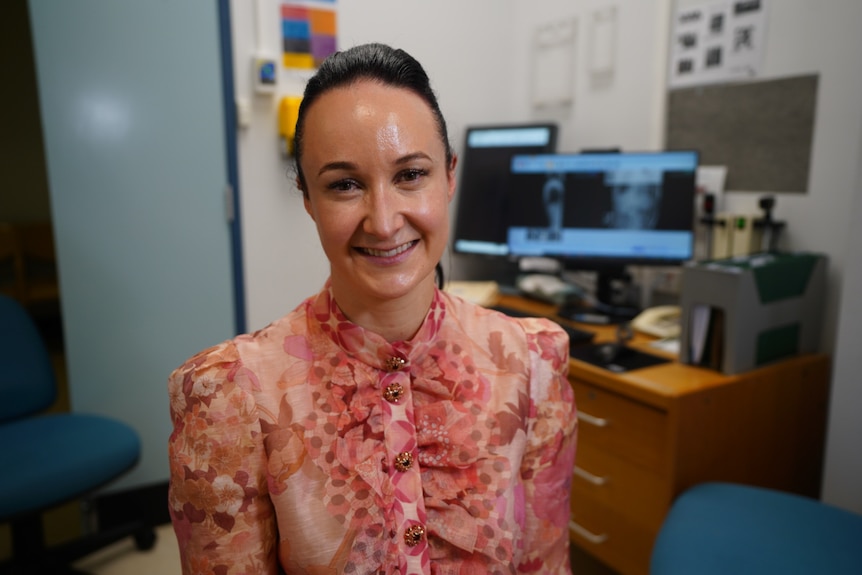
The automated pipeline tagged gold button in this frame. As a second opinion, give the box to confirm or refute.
[383,383,404,403]
[394,452,414,472]
[404,524,425,547]
[384,356,407,372]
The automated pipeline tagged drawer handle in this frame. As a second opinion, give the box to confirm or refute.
[579,410,609,427]
[573,465,608,486]
[568,520,608,544]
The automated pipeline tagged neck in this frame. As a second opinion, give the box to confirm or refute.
[331,279,437,343]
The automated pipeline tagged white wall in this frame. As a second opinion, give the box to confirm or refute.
[509,0,672,152]
[822,127,862,514]
[232,0,862,513]
[230,0,328,332]
[672,0,862,513]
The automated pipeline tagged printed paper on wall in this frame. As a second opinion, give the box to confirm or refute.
[282,1,338,70]
[669,0,767,89]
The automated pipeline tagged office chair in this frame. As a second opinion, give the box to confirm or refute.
[650,482,862,574]
[0,294,155,574]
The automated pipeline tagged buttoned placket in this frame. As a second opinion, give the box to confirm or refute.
[380,355,428,574]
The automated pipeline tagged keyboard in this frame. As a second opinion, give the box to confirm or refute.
[489,305,596,354]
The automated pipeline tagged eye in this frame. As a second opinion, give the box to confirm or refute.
[327,178,360,193]
[397,168,429,184]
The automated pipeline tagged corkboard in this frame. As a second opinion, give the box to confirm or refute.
[666,75,818,192]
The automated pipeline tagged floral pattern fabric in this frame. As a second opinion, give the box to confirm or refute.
[168,284,577,574]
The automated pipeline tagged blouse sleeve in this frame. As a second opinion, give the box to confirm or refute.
[167,341,279,574]
[517,319,578,573]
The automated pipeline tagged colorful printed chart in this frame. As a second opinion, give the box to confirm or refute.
[282,2,337,69]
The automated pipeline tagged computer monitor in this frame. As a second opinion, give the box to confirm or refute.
[452,123,559,258]
[507,150,699,312]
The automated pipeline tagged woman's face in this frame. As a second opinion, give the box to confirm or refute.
[300,80,456,306]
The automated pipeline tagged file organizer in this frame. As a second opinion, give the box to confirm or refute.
[679,252,826,374]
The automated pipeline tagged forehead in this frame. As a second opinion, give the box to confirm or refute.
[301,80,443,159]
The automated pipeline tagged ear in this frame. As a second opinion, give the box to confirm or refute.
[446,154,458,203]
[297,178,315,220]
[303,194,315,221]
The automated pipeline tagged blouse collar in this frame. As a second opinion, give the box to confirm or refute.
[310,281,446,371]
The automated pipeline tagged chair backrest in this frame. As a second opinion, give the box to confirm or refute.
[0,294,57,422]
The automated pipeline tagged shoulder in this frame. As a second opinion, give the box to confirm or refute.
[168,298,314,403]
[442,291,568,356]
[168,339,241,394]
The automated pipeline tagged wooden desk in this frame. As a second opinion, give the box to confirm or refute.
[496,295,831,575]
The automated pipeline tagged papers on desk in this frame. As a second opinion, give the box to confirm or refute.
[444,281,500,306]
[649,336,681,355]
[689,305,711,365]
[687,304,725,369]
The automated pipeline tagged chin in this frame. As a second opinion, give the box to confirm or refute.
[365,270,436,300]
[367,279,422,300]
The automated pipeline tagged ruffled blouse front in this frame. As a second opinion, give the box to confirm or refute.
[168,284,577,574]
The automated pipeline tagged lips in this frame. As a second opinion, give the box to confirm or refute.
[359,240,417,258]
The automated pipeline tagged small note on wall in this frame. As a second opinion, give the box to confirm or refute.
[668,0,768,89]
[531,18,577,108]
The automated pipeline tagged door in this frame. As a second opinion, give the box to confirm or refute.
[29,0,239,489]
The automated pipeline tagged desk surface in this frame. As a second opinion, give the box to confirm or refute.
[495,294,826,410]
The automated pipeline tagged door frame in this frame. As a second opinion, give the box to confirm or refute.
[218,0,246,334]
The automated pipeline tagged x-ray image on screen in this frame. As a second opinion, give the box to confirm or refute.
[542,173,565,238]
[521,173,567,243]
[507,151,698,263]
[603,168,664,230]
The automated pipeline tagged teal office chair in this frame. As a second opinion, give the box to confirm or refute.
[651,482,862,574]
[0,294,155,574]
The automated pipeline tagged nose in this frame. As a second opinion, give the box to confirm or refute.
[362,185,405,239]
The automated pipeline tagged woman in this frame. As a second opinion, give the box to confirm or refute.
[168,43,577,574]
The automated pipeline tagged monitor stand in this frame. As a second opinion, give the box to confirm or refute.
[557,267,640,324]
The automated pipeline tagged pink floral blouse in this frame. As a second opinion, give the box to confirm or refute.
[168,284,577,574]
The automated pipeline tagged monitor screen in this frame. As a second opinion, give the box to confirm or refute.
[452,124,558,257]
[506,150,699,266]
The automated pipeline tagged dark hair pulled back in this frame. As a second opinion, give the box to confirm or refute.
[293,43,454,195]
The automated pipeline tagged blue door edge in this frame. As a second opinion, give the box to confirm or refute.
[217,0,246,335]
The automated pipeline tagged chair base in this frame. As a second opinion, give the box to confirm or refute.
[0,513,156,575]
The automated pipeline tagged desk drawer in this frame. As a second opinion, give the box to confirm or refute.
[569,494,656,575]
[573,442,669,529]
[572,378,667,472]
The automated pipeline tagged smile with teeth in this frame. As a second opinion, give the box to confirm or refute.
[359,241,417,258]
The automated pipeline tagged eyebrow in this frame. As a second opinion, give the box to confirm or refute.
[317,161,355,177]
[316,152,434,177]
